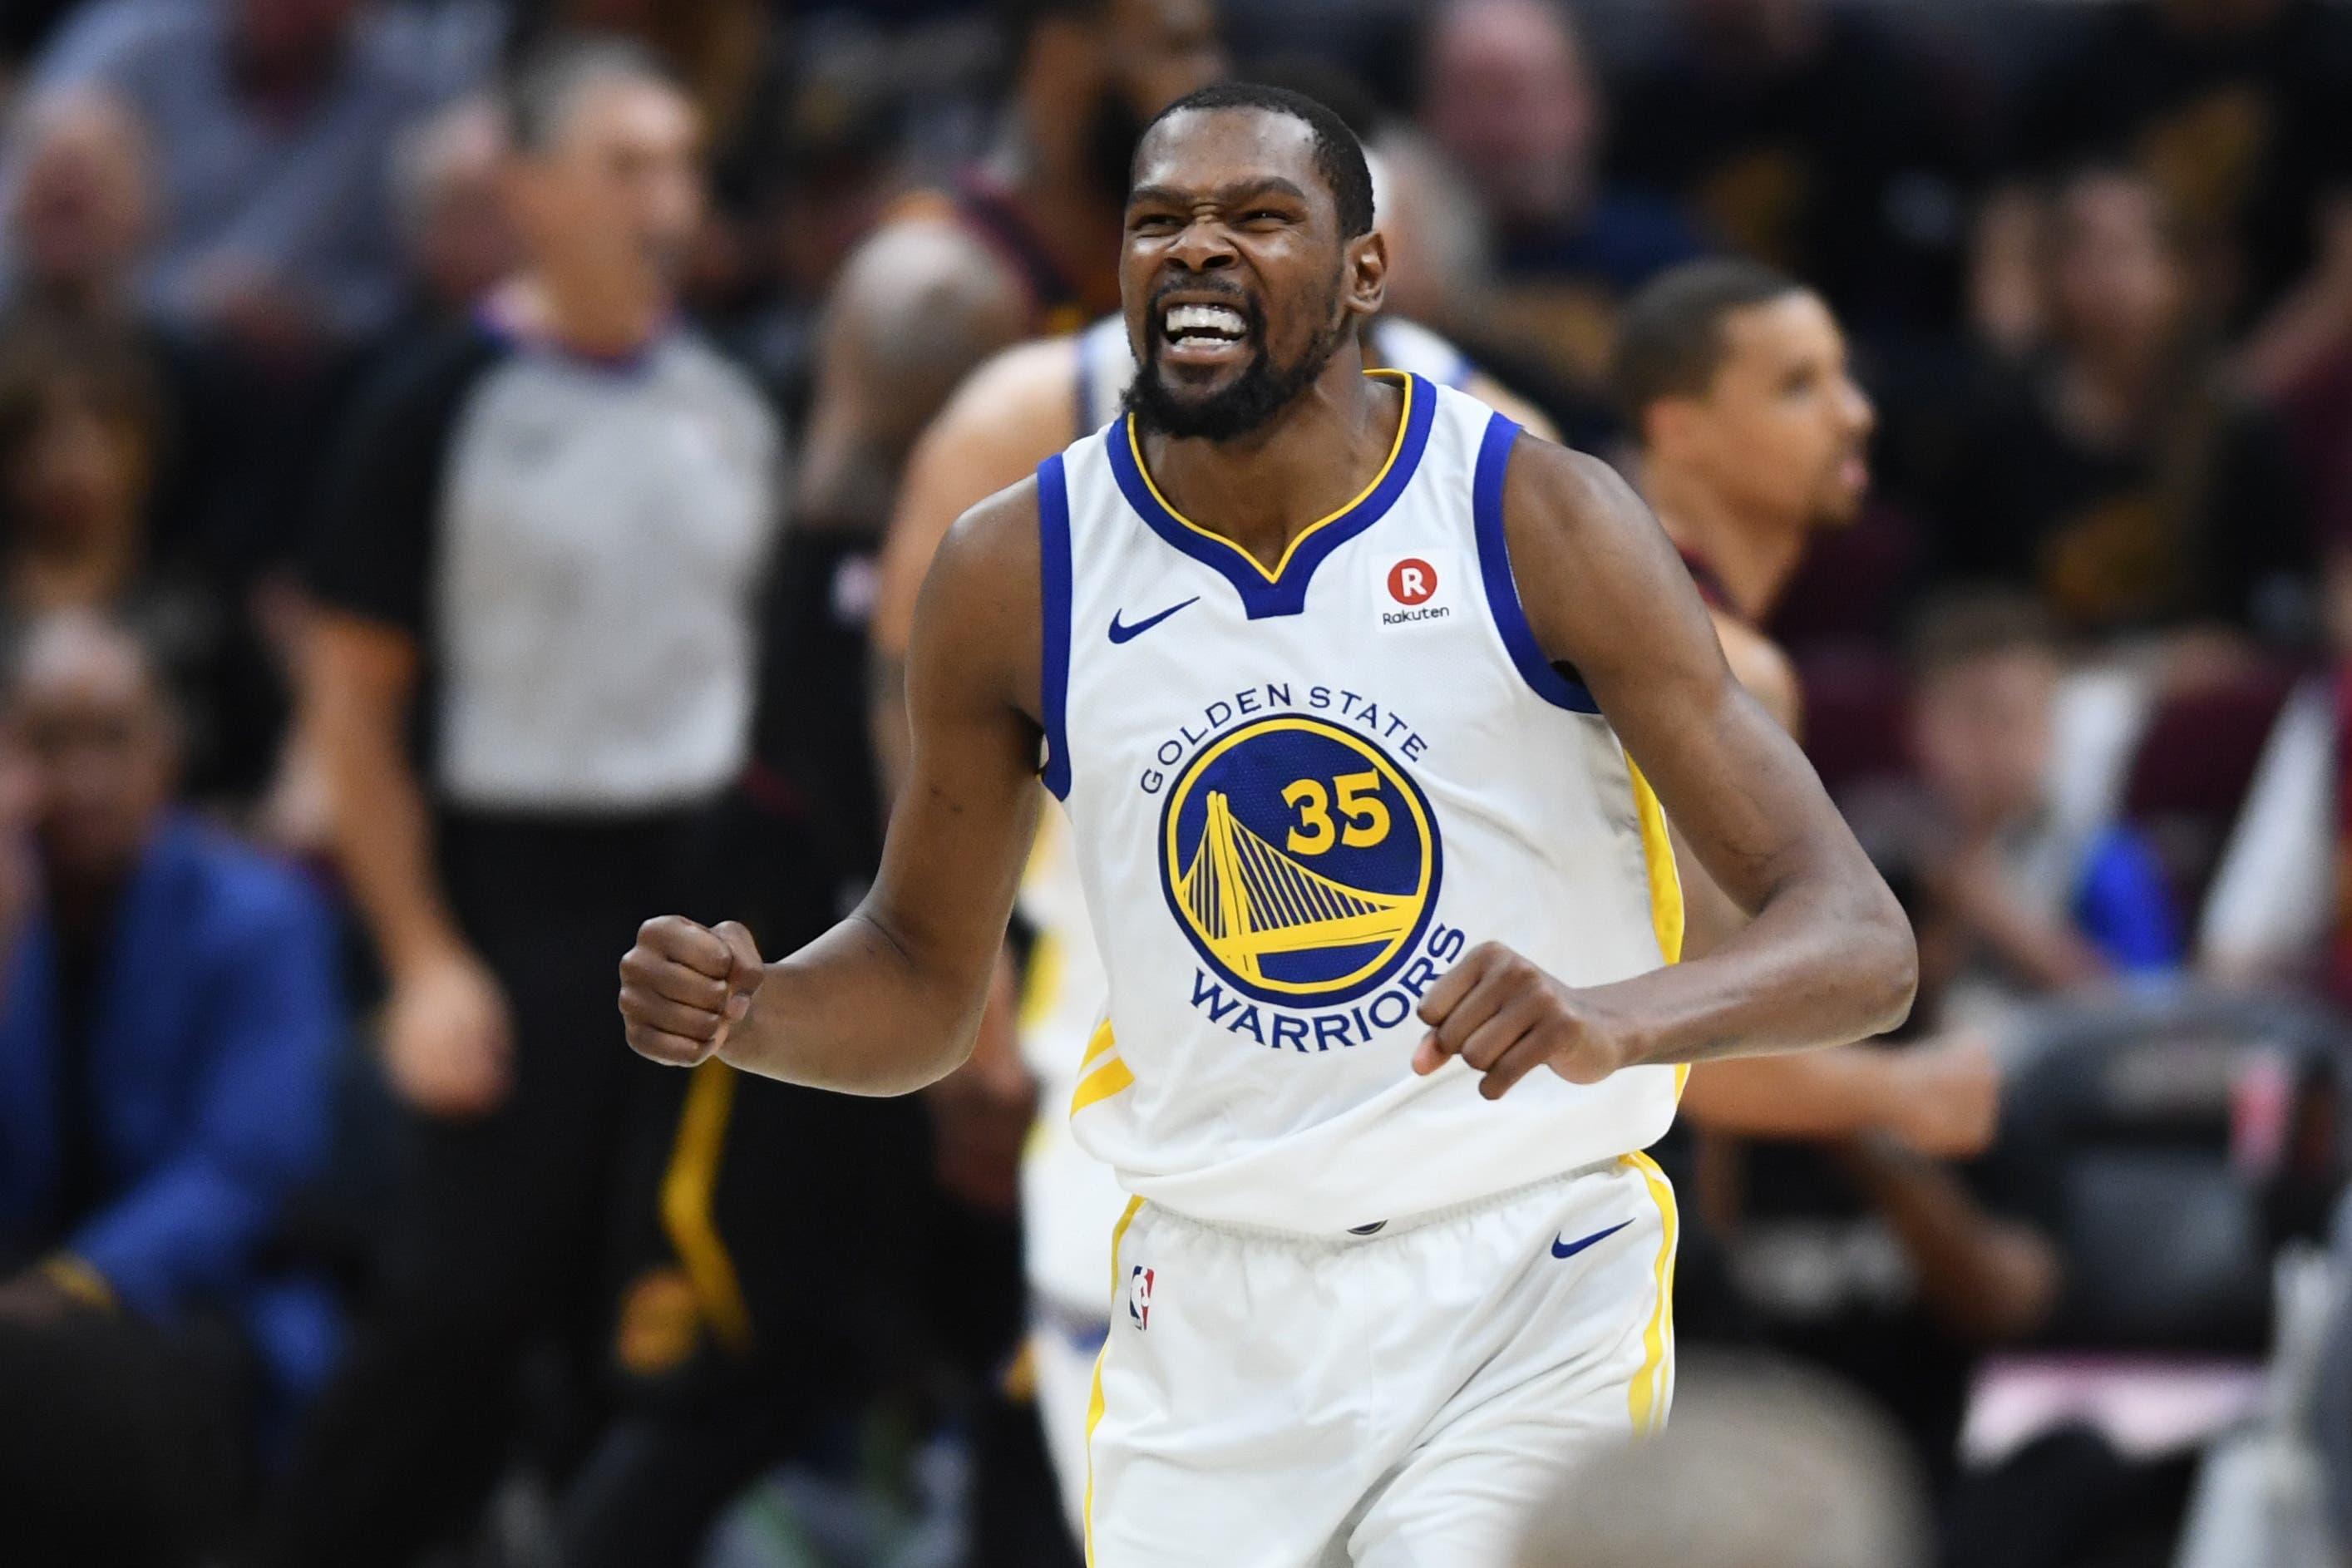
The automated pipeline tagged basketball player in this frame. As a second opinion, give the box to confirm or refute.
[870,303,1553,1536]
[619,85,1916,1564]
[876,264,1984,1536]
[1610,259,1998,1148]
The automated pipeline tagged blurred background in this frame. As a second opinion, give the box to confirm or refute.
[4,0,2352,1564]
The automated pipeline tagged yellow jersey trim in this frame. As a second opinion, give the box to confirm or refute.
[1625,752,1690,1102]
[1625,754,1684,967]
[1071,1054,1137,1114]
[1122,369,1415,584]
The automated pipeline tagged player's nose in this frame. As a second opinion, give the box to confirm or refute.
[1164,217,1240,273]
[1841,376,1876,438]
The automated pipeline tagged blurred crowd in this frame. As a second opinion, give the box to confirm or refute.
[2,0,2352,1564]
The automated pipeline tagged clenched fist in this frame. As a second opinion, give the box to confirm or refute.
[1411,941,1636,1100]
[619,916,766,1066]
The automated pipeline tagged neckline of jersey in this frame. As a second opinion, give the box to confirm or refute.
[1108,369,1436,620]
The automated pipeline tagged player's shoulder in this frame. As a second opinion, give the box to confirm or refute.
[935,471,1044,594]
[1494,427,1647,550]
[910,474,1046,712]
[933,333,1084,441]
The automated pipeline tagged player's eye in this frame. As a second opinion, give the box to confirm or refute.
[1130,212,1180,234]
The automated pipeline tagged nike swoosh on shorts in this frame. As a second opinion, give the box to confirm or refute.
[1551,1218,1633,1260]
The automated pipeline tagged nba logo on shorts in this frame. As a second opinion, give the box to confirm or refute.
[1129,1265,1155,1328]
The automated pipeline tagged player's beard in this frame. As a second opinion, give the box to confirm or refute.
[1125,276,1349,442]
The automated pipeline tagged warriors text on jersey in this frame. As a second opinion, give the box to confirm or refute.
[1039,372,1686,1235]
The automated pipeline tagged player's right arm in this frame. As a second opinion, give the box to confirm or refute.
[621,481,1046,1096]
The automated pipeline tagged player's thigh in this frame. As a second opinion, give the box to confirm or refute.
[1348,1158,1679,1567]
[1083,1208,1372,1567]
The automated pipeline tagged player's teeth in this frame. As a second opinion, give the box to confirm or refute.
[1165,304,1245,338]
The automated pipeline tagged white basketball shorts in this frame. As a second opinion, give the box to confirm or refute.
[1079,1151,1679,1567]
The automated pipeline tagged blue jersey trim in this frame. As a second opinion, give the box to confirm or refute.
[1038,453,1075,799]
[1471,412,1601,714]
[1106,371,1437,619]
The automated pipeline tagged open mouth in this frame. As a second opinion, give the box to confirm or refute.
[1160,300,1253,363]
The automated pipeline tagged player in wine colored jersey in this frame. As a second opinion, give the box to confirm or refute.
[619,83,1915,1565]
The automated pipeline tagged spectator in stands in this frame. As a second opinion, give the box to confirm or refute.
[2200,533,2352,996]
[1515,1356,1931,1568]
[382,94,515,338]
[0,609,343,1566]
[249,39,784,1567]
[1935,165,2311,641]
[2003,0,2352,399]
[1608,0,1982,353]
[1850,591,2182,1029]
[1415,0,1706,402]
[0,86,150,326]
[8,0,491,343]
[0,309,279,800]
[0,86,230,588]
[510,0,777,192]
[0,313,160,619]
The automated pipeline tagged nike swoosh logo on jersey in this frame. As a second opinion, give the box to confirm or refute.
[1108,597,1199,643]
[1551,1219,1632,1260]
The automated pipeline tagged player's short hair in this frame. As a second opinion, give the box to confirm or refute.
[1138,81,1377,239]
[503,33,682,155]
[1610,258,1808,427]
[1903,588,2062,681]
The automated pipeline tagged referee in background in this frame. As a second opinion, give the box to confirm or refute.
[250,37,785,1566]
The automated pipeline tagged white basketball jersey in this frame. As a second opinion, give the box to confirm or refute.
[1040,371,1684,1235]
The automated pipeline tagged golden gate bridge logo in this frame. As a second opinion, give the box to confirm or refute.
[1160,715,1438,1004]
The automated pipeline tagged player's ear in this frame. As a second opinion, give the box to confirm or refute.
[1346,229,1388,319]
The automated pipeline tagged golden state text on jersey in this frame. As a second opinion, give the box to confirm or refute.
[1158,703,1459,1050]
[1038,371,1686,1235]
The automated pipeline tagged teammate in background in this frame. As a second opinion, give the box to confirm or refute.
[1614,261,2060,1450]
[621,85,1914,1562]
[1612,259,1999,1155]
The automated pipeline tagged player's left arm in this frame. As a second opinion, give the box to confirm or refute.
[1413,436,1916,1099]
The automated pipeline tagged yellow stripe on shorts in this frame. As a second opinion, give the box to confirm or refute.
[1621,1149,1679,1435]
[1083,1195,1146,1566]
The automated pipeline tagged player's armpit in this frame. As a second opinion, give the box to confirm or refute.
[796,222,1035,540]
[1497,436,1916,1069]
[716,480,1048,1096]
